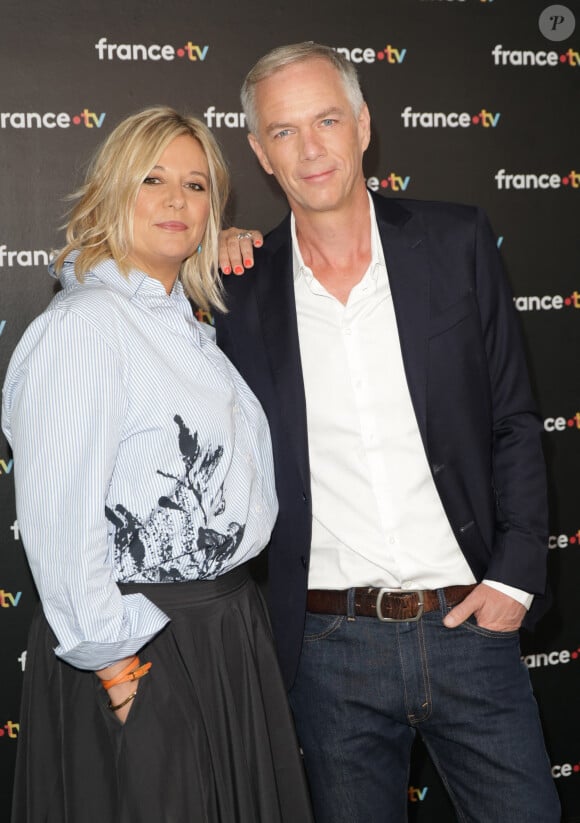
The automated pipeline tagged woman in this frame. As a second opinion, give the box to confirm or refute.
[2,107,313,823]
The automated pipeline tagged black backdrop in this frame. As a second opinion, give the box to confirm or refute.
[1,1,579,819]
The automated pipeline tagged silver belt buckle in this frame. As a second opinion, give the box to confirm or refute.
[375,588,425,622]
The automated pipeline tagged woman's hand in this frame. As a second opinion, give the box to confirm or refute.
[96,656,141,725]
[104,680,139,724]
[218,228,263,275]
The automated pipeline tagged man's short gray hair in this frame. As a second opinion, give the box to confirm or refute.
[241,42,365,135]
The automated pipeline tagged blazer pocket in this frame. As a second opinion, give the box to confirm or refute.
[428,292,475,339]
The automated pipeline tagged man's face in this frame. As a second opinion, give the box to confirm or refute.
[248,59,370,217]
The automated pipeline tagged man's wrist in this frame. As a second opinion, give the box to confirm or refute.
[483,579,533,610]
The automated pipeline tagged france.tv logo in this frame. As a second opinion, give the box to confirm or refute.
[492,45,579,67]
[334,44,407,64]
[495,169,580,190]
[401,107,500,128]
[95,38,209,62]
[0,110,105,129]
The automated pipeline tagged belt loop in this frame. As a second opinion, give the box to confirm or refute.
[346,588,357,621]
[437,587,448,614]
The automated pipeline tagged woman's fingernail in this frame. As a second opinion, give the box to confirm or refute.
[234,265,244,274]
[222,266,231,274]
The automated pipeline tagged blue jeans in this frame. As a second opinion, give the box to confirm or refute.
[288,589,560,823]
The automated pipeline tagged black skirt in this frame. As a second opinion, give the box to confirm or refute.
[12,566,314,823]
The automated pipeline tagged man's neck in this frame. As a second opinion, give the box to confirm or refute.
[293,187,372,305]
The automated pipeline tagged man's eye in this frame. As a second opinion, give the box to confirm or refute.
[275,129,292,139]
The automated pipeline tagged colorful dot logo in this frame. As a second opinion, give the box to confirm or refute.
[377,173,411,192]
[376,45,407,64]
[71,110,106,128]
[0,721,19,738]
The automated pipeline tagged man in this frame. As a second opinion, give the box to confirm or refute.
[215,42,560,822]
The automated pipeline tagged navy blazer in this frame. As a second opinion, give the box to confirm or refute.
[215,192,549,690]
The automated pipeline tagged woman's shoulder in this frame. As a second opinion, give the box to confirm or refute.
[7,284,123,377]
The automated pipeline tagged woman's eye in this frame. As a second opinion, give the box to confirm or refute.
[142,176,160,185]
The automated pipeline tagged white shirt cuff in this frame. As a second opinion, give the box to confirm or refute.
[483,579,533,610]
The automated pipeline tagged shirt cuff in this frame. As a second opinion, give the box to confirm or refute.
[53,593,170,670]
[483,579,533,611]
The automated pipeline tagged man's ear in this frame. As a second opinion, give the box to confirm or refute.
[358,102,371,153]
[248,133,274,176]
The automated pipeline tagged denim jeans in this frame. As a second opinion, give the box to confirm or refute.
[288,589,560,823]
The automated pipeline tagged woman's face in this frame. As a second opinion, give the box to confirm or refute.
[129,134,211,292]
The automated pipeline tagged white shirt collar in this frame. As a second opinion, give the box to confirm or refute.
[290,191,386,291]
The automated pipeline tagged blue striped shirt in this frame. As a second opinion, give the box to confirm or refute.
[1,255,278,670]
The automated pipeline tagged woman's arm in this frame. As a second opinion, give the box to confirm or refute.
[2,308,169,672]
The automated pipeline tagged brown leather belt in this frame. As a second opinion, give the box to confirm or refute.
[307,584,476,622]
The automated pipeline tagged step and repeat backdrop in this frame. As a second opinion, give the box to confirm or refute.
[0,0,578,819]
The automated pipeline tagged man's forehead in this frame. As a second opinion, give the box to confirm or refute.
[254,59,348,116]
[260,57,339,86]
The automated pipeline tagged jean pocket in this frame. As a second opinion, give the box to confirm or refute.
[96,670,150,731]
[303,613,345,642]
[459,615,520,640]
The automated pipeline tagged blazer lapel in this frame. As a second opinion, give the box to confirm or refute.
[255,221,310,488]
[374,194,430,443]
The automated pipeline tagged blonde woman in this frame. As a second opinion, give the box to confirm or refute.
[2,107,312,823]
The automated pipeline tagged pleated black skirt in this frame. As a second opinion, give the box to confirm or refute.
[11,566,314,823]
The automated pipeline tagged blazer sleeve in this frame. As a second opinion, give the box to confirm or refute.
[474,207,548,594]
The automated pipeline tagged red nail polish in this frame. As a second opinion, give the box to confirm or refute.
[234,265,244,274]
[255,240,263,246]
[244,259,252,267]
[222,266,231,275]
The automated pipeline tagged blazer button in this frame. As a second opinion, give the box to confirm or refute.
[300,556,308,569]
[302,493,308,503]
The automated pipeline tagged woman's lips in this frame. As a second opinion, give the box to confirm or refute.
[155,221,188,230]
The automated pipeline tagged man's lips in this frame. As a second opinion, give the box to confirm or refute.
[300,169,335,183]
[155,221,188,231]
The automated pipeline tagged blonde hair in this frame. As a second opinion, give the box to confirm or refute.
[241,42,365,135]
[54,106,230,311]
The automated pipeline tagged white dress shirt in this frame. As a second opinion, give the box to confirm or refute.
[291,196,531,607]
